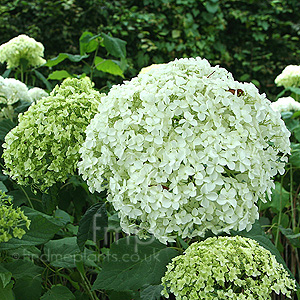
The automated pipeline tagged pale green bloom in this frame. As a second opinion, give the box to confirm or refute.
[139,63,164,74]
[161,236,296,300]
[275,65,300,88]
[2,77,103,190]
[79,57,290,244]
[0,34,46,69]
[0,190,30,242]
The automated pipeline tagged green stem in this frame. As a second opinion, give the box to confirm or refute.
[79,271,98,300]
[90,44,99,81]
[19,185,34,209]
[290,166,296,230]
[275,176,283,248]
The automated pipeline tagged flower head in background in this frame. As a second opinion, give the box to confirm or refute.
[2,77,103,190]
[271,96,300,113]
[0,34,46,69]
[275,65,300,89]
[0,76,31,105]
[28,87,48,103]
[79,57,290,243]
[0,190,30,242]
[161,236,296,300]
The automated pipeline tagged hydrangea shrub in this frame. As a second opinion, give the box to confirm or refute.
[79,57,290,243]
[2,77,103,190]
[275,65,300,89]
[271,96,300,113]
[0,190,30,242]
[0,34,46,69]
[161,236,296,300]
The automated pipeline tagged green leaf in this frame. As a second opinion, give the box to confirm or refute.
[107,290,140,300]
[77,202,108,252]
[0,281,14,300]
[44,237,98,268]
[33,70,52,91]
[293,126,300,142]
[0,265,12,288]
[45,53,89,67]
[290,143,300,168]
[279,227,300,248]
[102,33,126,59]
[3,260,43,280]
[79,31,101,55]
[205,1,219,14]
[47,70,73,80]
[92,236,179,291]
[0,181,8,193]
[41,285,75,300]
[0,119,16,141]
[0,207,64,250]
[233,220,300,288]
[42,184,59,214]
[259,182,289,212]
[140,285,163,300]
[94,57,124,77]
[13,276,42,300]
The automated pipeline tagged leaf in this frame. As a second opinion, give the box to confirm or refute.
[0,181,8,193]
[290,143,300,168]
[279,227,300,248]
[205,1,219,14]
[41,285,75,300]
[0,281,14,300]
[92,236,179,291]
[43,237,98,268]
[14,99,32,114]
[77,202,108,251]
[102,33,126,58]
[0,207,64,250]
[94,57,124,77]
[259,182,290,212]
[3,260,43,280]
[0,119,16,141]
[0,265,12,288]
[233,220,300,288]
[140,285,163,300]
[45,53,89,67]
[47,70,73,80]
[42,184,59,214]
[293,126,300,143]
[107,290,140,300]
[79,31,101,55]
[13,276,42,300]
[33,70,52,91]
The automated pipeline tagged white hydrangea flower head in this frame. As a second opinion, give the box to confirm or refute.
[28,87,48,103]
[270,96,300,113]
[161,236,296,300]
[275,65,300,88]
[139,63,164,75]
[2,77,103,190]
[0,34,46,69]
[79,57,291,243]
[0,76,31,105]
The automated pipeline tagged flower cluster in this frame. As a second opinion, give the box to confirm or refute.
[0,34,46,69]
[139,64,163,75]
[161,236,296,300]
[2,77,103,190]
[275,65,300,89]
[0,190,30,242]
[271,96,300,113]
[79,57,290,243]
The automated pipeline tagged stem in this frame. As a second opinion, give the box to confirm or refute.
[19,185,34,209]
[79,271,98,300]
[90,44,99,81]
[290,166,296,230]
[275,176,283,248]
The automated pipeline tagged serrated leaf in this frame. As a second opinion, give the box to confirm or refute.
[94,57,124,77]
[45,53,89,67]
[140,285,163,300]
[41,285,75,300]
[0,207,64,250]
[47,70,72,80]
[92,236,179,291]
[0,119,16,141]
[3,260,43,280]
[102,33,126,58]
[77,202,108,251]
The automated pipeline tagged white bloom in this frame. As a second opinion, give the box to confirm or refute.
[139,64,164,75]
[28,87,48,103]
[0,76,31,104]
[275,65,300,88]
[79,57,291,243]
[270,97,300,113]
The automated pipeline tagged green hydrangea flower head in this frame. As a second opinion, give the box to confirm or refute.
[0,190,30,242]
[2,77,103,190]
[0,34,46,69]
[161,236,296,300]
